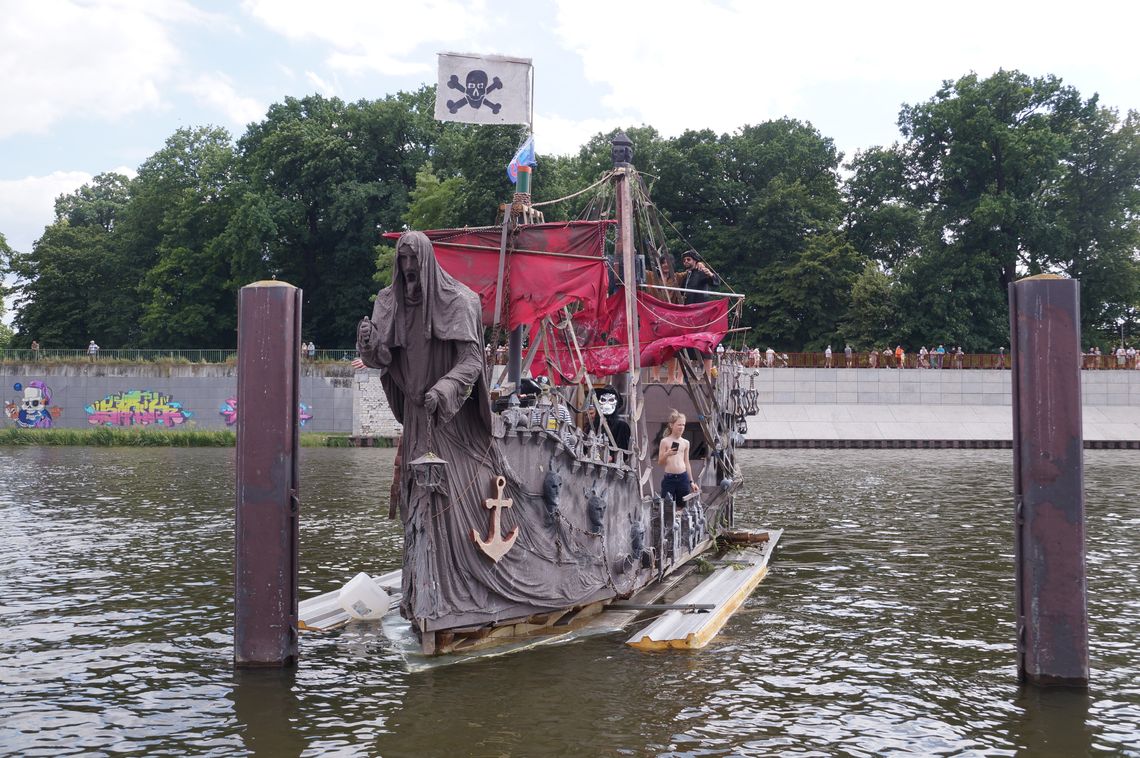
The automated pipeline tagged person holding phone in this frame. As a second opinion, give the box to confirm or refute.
[658,409,699,507]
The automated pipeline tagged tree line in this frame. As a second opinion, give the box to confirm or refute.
[2,70,1137,352]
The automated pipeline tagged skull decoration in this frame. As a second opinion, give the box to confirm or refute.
[446,70,504,114]
[611,131,634,167]
[542,465,562,527]
[594,390,618,417]
[465,70,488,105]
[586,485,607,534]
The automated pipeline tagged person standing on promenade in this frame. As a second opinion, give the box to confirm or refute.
[868,348,878,368]
[845,344,853,368]
[936,344,945,369]
[30,340,40,361]
[87,340,99,361]
[895,345,905,368]
[824,345,833,368]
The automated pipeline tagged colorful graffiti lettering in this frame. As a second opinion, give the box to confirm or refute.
[219,396,313,427]
[85,390,193,427]
[5,381,62,428]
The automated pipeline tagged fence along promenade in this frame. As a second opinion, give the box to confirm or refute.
[0,348,359,364]
[2,347,1135,371]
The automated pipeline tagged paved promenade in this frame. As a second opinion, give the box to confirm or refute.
[740,368,1140,445]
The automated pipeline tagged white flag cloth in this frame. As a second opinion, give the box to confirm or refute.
[435,53,532,126]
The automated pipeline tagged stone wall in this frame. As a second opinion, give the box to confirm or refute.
[739,367,1140,442]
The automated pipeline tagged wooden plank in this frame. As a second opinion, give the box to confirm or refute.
[626,529,781,651]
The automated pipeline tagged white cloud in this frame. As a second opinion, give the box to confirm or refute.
[241,0,490,76]
[0,171,93,254]
[305,71,337,97]
[534,113,638,157]
[181,73,267,129]
[0,1,215,138]
[552,0,1140,145]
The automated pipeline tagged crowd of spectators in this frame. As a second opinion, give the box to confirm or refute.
[717,343,1140,370]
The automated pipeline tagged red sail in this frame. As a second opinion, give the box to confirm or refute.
[384,221,612,329]
[532,289,730,380]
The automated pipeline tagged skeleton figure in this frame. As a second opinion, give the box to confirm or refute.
[446,70,503,114]
[15,382,54,428]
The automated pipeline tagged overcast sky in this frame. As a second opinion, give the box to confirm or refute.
[0,0,1136,257]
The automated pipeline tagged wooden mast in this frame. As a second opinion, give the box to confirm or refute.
[612,132,647,495]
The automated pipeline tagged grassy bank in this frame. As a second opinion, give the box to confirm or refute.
[0,428,359,447]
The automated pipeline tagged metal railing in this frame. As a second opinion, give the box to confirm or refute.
[3,347,1135,370]
[719,350,1140,370]
[0,348,359,364]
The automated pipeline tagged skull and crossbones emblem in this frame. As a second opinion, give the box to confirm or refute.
[447,70,503,114]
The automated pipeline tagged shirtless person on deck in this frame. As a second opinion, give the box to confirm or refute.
[658,409,699,507]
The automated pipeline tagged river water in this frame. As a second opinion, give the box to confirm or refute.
[0,447,1137,757]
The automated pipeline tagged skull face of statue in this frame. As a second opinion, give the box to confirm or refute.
[595,393,618,417]
[465,70,489,106]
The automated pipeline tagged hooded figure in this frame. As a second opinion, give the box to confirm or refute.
[589,384,631,452]
[356,231,493,622]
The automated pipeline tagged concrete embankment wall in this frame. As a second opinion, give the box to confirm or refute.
[741,368,1140,445]
[6,363,1137,444]
[0,363,356,432]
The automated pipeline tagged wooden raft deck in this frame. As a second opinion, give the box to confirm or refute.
[626,529,782,651]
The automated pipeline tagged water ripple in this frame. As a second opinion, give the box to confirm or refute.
[0,447,1137,756]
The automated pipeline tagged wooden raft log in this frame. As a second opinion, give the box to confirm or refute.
[626,529,782,651]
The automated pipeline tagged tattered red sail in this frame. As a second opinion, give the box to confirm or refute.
[383,221,612,329]
[532,289,730,380]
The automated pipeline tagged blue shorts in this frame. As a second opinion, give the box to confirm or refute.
[661,471,692,507]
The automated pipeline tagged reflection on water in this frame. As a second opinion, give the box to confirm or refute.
[0,447,1138,756]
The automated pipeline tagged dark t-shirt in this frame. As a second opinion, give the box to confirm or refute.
[682,268,720,304]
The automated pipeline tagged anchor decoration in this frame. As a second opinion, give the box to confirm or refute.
[472,475,518,562]
[446,70,503,114]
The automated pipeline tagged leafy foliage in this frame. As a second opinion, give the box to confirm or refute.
[7,71,1136,353]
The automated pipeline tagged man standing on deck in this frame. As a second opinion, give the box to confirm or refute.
[673,250,720,380]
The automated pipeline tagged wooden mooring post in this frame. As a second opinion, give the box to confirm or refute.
[234,281,302,668]
[1009,275,1088,687]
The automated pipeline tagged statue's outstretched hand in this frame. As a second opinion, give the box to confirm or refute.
[356,318,390,366]
[356,317,376,349]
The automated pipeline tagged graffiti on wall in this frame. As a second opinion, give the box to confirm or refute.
[85,390,193,427]
[5,381,62,428]
[219,396,313,427]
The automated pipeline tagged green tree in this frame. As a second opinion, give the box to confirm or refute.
[237,90,439,346]
[838,262,900,349]
[10,173,135,347]
[134,126,241,347]
[848,70,1139,348]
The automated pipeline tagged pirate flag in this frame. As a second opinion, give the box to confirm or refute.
[434,52,532,126]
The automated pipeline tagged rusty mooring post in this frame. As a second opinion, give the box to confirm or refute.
[1009,274,1088,687]
[234,281,302,668]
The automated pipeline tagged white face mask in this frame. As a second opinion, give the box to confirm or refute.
[596,395,618,416]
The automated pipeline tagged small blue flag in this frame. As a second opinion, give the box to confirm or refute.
[507,135,536,183]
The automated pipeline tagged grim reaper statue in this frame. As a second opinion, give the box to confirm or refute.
[356,231,619,637]
[356,231,493,623]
